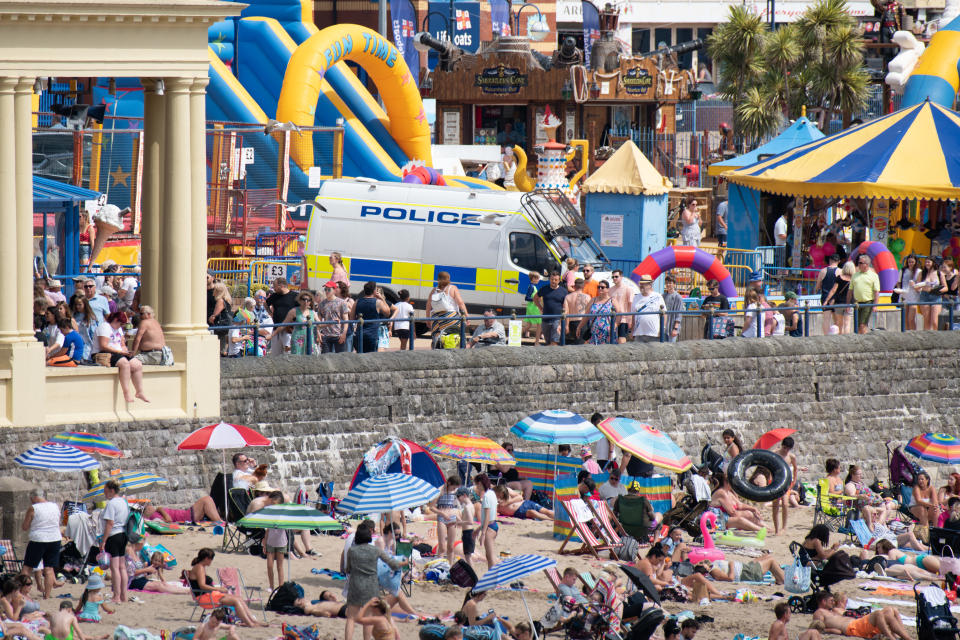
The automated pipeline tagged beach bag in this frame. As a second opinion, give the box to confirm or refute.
[125,509,145,544]
[113,626,162,640]
[96,550,111,569]
[939,546,960,577]
[283,623,323,640]
[616,535,640,562]
[266,581,305,614]
[821,551,857,586]
[449,559,478,588]
[441,334,460,349]
[378,557,403,595]
[784,558,811,594]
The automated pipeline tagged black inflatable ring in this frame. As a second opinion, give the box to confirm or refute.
[726,449,792,503]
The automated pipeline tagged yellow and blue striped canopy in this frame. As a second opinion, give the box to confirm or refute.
[724,101,960,200]
[83,471,168,501]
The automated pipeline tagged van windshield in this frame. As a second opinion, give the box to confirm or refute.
[509,232,560,275]
[553,235,607,268]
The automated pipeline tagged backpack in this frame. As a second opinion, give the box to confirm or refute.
[449,559,478,588]
[125,510,145,544]
[266,581,305,614]
[616,535,640,562]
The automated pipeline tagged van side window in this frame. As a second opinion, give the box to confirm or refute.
[509,232,558,275]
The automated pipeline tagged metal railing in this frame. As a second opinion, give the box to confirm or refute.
[214,299,959,356]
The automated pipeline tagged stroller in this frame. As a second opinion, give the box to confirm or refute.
[786,542,857,614]
[915,582,960,640]
[887,442,923,523]
[660,496,709,540]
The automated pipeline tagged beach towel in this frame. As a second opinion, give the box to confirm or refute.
[144,521,182,535]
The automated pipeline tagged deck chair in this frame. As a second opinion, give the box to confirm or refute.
[217,567,266,622]
[590,499,627,544]
[182,570,235,622]
[557,497,615,559]
[222,488,262,553]
[0,539,22,573]
[395,540,414,597]
[813,479,858,533]
[577,571,597,591]
[544,567,563,596]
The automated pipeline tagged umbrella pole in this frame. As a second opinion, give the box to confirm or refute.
[222,450,229,552]
[520,590,538,640]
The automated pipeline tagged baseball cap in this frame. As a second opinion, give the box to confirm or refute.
[324,280,338,289]
[748,270,763,283]
[784,291,798,300]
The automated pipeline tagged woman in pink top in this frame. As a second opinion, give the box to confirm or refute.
[330,252,349,287]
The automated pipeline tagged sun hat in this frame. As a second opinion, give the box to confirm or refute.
[86,573,106,590]
[784,291,798,300]
[253,480,276,493]
[637,274,654,285]
[580,445,593,458]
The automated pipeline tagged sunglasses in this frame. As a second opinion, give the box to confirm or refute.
[83,284,95,289]
[598,285,609,289]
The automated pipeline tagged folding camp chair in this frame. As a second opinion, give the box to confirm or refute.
[217,567,266,622]
[0,539,22,573]
[395,540,414,597]
[813,479,858,534]
[183,570,230,622]
[221,488,262,553]
[557,497,615,559]
[613,494,657,541]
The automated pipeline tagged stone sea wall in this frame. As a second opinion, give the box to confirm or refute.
[1,332,958,529]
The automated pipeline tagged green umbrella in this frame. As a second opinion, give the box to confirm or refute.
[237,504,343,575]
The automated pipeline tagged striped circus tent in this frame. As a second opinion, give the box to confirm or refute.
[510,410,602,445]
[83,471,168,501]
[338,473,441,515]
[14,444,99,472]
[724,101,960,200]
[237,504,342,530]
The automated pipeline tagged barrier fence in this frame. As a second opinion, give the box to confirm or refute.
[216,299,958,357]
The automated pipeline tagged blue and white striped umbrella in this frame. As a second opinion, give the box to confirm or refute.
[474,554,557,592]
[339,473,440,515]
[510,410,602,445]
[14,444,99,472]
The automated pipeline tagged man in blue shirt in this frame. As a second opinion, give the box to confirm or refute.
[82,278,110,322]
[533,270,567,346]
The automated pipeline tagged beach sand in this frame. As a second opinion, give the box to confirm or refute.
[41,504,868,640]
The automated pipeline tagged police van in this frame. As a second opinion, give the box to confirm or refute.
[304,179,612,314]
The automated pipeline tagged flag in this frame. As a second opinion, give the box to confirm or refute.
[456,9,472,30]
[390,0,419,87]
[490,0,511,37]
[582,0,600,69]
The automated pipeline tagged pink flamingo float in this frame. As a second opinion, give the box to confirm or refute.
[687,511,725,564]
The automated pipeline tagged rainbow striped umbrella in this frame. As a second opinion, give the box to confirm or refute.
[597,417,691,473]
[426,434,516,465]
[905,433,960,464]
[44,432,123,458]
[510,410,602,445]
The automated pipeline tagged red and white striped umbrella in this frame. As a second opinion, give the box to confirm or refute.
[176,421,272,451]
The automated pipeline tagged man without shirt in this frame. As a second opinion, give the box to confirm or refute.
[608,270,634,343]
[812,592,910,639]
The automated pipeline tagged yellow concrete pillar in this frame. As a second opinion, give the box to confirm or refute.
[0,78,18,342]
[141,79,166,313]
[15,78,34,339]
[161,77,193,335]
[190,78,209,332]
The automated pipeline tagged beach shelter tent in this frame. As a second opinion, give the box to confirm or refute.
[711,115,824,250]
[583,140,672,267]
[724,101,960,202]
[350,438,445,489]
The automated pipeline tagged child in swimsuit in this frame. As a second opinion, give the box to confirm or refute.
[194,607,239,640]
[46,600,106,640]
[75,576,115,623]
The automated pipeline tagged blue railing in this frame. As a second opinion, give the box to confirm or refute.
[214,299,958,356]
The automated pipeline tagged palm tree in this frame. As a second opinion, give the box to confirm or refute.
[707,5,770,133]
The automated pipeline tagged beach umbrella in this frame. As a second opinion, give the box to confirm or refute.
[723,101,960,201]
[14,444,99,471]
[83,471,168,501]
[596,417,692,473]
[44,432,123,458]
[426,434,516,465]
[350,437,445,489]
[176,421,272,551]
[905,433,960,464]
[753,428,797,451]
[618,565,661,606]
[510,410,601,445]
[237,504,342,575]
[339,473,441,515]
[474,554,556,639]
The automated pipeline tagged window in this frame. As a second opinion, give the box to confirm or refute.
[632,28,650,54]
[654,28,672,50]
[510,232,559,275]
[676,28,693,68]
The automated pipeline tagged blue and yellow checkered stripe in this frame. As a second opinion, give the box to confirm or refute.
[306,254,531,294]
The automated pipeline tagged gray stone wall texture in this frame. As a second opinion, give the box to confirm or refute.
[0,332,958,522]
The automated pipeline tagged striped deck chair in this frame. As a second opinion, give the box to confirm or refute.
[544,567,563,596]
[0,540,21,573]
[588,576,622,633]
[557,497,615,559]
[588,499,627,548]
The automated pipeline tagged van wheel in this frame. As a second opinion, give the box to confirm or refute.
[379,287,399,305]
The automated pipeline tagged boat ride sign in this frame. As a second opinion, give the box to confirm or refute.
[475,64,529,94]
[623,67,653,95]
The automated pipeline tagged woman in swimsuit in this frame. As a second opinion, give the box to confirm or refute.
[824,458,844,494]
[473,474,499,568]
[709,473,765,532]
[873,539,940,579]
[356,598,398,640]
[187,548,266,627]
[461,590,515,635]
[721,429,743,463]
[911,471,941,526]
[802,525,839,563]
